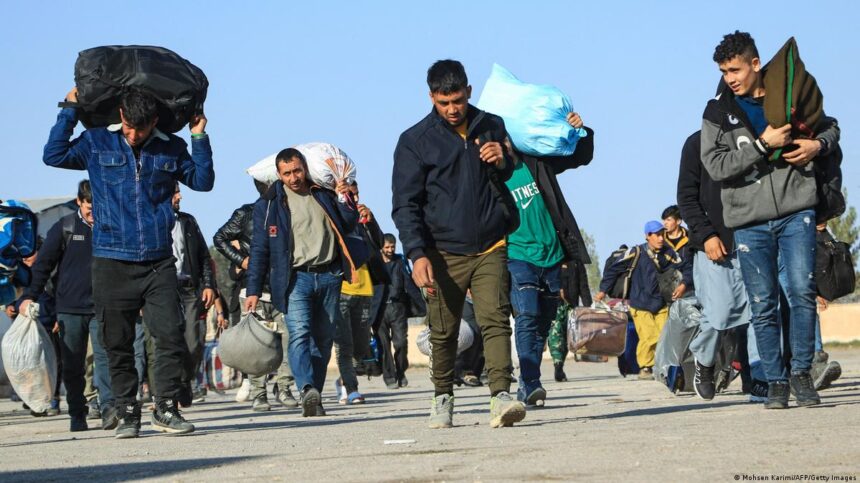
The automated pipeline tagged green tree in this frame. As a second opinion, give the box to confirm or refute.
[827,190,860,259]
[580,229,602,295]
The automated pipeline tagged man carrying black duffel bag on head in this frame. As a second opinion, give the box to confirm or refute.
[43,86,214,439]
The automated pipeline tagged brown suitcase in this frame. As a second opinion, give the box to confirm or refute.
[567,305,628,356]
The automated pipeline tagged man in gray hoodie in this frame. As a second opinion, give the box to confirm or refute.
[700,31,839,410]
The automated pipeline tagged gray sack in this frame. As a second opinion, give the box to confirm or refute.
[219,312,283,376]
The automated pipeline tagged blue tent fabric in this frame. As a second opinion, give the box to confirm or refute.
[477,63,587,157]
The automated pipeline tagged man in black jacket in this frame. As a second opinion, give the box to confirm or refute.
[213,181,297,410]
[392,59,525,429]
[378,234,411,389]
[504,112,595,407]
[677,131,756,401]
[20,180,116,432]
[166,183,216,402]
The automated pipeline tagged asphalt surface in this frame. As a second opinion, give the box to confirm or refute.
[1,350,858,482]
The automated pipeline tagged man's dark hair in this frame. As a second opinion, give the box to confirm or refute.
[662,205,681,221]
[427,60,468,94]
[77,179,92,203]
[383,233,397,245]
[120,88,160,128]
[713,31,759,64]
[275,148,307,168]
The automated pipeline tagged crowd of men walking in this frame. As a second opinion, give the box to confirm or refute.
[1,30,847,439]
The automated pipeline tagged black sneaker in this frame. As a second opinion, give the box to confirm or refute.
[789,372,821,407]
[553,362,568,382]
[748,379,768,403]
[87,399,101,420]
[764,381,789,409]
[252,392,271,412]
[693,360,716,401]
[101,405,119,430]
[462,374,483,387]
[115,403,142,439]
[70,414,88,432]
[398,375,409,388]
[192,388,207,403]
[811,360,842,391]
[151,399,195,435]
[300,387,321,418]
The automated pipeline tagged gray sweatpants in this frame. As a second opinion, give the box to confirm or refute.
[690,252,749,367]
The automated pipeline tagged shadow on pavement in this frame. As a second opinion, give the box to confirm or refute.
[0,456,260,482]
[585,400,748,420]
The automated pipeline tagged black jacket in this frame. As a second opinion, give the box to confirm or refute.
[560,260,592,307]
[23,212,94,314]
[676,131,734,253]
[176,211,215,290]
[213,203,253,268]
[517,126,595,264]
[392,105,515,261]
[212,203,265,289]
[357,216,391,286]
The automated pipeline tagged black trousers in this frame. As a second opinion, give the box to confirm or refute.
[379,301,409,384]
[93,256,189,405]
[179,285,205,388]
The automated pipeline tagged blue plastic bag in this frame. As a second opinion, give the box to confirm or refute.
[477,64,587,157]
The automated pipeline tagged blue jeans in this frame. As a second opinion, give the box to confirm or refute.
[508,259,561,397]
[285,269,343,393]
[734,209,817,382]
[57,313,113,416]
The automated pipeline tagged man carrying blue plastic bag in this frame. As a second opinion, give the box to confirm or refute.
[503,112,595,406]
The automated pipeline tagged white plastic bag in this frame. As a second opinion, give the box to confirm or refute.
[0,304,57,413]
[416,322,474,357]
[246,142,357,190]
[477,63,587,157]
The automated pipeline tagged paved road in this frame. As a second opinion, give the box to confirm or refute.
[1,350,858,482]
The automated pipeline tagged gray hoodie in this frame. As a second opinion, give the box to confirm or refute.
[700,90,839,229]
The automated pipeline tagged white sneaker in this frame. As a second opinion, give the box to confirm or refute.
[335,378,348,405]
[236,378,252,402]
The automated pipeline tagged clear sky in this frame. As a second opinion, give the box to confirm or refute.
[2,1,858,262]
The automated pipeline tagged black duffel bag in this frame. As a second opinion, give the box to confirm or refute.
[815,229,856,301]
[60,45,208,133]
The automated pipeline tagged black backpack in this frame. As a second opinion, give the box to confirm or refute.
[815,230,855,301]
[60,45,208,133]
[645,247,683,304]
[603,245,640,299]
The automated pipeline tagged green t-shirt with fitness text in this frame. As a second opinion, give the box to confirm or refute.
[505,162,564,267]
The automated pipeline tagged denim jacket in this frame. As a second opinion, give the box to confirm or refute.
[43,108,214,262]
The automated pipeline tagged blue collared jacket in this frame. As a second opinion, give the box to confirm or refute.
[43,108,214,262]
